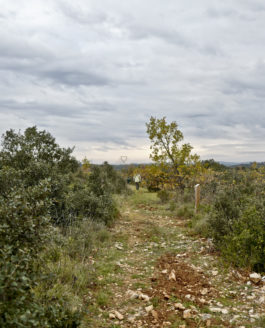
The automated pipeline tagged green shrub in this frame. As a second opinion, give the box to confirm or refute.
[169,201,176,211]
[176,204,194,218]
[183,188,193,203]
[0,127,78,174]
[63,166,120,226]
[157,189,170,203]
[0,127,122,326]
[208,189,241,244]
[0,127,79,226]
[0,127,121,227]
[218,205,265,271]
[0,179,81,327]
[209,169,265,271]
[101,161,128,194]
[191,214,210,237]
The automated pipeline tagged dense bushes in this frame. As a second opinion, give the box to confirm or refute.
[157,189,170,203]
[151,163,265,272]
[0,178,81,327]
[208,169,265,272]
[0,126,81,327]
[0,127,126,327]
[0,127,124,227]
[60,163,124,226]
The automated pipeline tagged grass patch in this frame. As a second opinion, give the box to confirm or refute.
[34,218,123,326]
[95,290,111,308]
[128,188,158,206]
[151,296,161,308]
[176,203,194,218]
[132,281,148,289]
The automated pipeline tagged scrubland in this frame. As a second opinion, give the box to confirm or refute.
[1,127,265,327]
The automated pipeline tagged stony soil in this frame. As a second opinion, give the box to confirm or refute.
[88,190,265,328]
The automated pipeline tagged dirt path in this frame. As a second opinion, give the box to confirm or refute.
[89,189,265,328]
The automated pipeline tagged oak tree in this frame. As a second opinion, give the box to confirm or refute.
[146,116,201,189]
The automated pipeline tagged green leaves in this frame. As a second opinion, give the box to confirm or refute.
[0,127,82,327]
[146,116,201,190]
[0,126,79,174]
[0,127,125,326]
[209,169,265,271]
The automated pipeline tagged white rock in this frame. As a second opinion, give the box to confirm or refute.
[259,296,265,303]
[127,315,135,323]
[139,293,150,302]
[247,295,255,300]
[209,307,223,313]
[151,309,158,319]
[114,311,124,320]
[183,309,192,319]
[249,272,261,284]
[198,298,206,304]
[201,288,208,295]
[200,314,212,320]
[250,314,260,319]
[127,290,139,299]
[169,270,176,281]
[115,243,123,250]
[212,270,218,276]
[109,313,116,319]
[221,309,229,314]
[174,303,185,310]
[145,305,153,313]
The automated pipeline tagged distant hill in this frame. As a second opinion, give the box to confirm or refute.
[219,161,250,167]
[111,161,265,170]
[220,161,265,168]
[112,163,146,170]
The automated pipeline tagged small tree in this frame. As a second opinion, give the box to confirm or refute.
[146,116,201,190]
[0,126,78,175]
[0,127,80,225]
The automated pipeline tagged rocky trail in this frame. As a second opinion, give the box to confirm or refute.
[89,190,265,328]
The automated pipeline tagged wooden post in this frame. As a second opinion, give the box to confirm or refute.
[194,184,200,214]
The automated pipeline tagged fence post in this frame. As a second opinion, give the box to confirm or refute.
[194,184,200,214]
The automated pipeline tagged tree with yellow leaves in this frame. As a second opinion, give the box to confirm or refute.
[146,116,202,190]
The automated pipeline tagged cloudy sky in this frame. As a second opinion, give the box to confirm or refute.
[0,0,265,163]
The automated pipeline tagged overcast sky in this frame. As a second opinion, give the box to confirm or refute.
[0,0,265,163]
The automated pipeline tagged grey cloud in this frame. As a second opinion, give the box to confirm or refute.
[41,69,110,86]
[223,76,265,97]
[238,150,265,154]
[127,24,193,48]
[199,142,265,162]
[206,7,238,19]
[0,99,115,119]
[246,1,265,12]
[0,32,53,60]
[1,0,265,162]
[57,1,108,25]
[0,55,112,88]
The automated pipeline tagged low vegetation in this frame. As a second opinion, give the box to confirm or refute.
[0,127,127,327]
[1,118,265,327]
